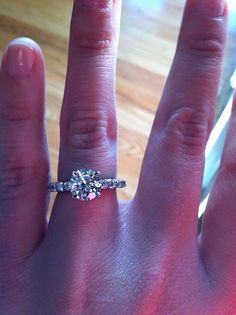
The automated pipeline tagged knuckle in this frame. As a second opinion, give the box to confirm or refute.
[0,101,32,122]
[0,156,49,201]
[185,36,224,58]
[65,108,115,153]
[72,4,115,53]
[76,32,114,52]
[178,21,225,60]
[162,105,209,159]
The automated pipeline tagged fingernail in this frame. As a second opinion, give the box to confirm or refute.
[81,0,113,9]
[196,0,226,17]
[4,38,35,78]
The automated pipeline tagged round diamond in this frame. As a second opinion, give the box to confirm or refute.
[69,169,102,201]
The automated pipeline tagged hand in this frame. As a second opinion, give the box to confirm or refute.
[0,0,234,314]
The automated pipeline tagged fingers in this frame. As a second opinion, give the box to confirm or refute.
[199,92,236,287]
[46,0,122,245]
[0,38,50,263]
[59,0,121,181]
[133,0,228,242]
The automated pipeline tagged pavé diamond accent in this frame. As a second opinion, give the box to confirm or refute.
[48,169,126,201]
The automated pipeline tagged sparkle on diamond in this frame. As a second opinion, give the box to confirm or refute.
[69,169,102,201]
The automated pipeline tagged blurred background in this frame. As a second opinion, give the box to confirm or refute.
[0,0,236,215]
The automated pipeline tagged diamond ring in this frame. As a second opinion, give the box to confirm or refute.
[48,169,126,201]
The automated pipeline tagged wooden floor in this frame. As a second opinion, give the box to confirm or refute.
[0,0,236,208]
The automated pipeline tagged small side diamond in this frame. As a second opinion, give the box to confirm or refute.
[48,183,56,192]
[63,182,71,191]
[106,179,112,188]
[109,180,116,188]
[101,179,106,188]
[56,182,64,192]
[118,180,126,188]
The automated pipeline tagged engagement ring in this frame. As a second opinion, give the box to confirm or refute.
[48,169,126,201]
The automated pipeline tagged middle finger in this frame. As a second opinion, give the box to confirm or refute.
[134,0,227,244]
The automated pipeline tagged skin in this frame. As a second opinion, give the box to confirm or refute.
[0,0,235,314]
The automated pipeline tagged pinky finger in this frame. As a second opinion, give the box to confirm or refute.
[0,38,50,264]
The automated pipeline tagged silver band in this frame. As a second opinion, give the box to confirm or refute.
[48,179,126,192]
[48,169,126,201]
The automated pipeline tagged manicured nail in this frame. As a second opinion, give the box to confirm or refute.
[81,0,113,9]
[5,38,35,78]
[196,0,226,17]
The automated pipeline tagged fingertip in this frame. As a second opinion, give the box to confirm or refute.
[6,37,44,59]
[80,0,113,9]
[187,0,227,17]
[2,37,44,78]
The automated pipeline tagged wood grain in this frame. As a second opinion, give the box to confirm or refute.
[0,0,236,210]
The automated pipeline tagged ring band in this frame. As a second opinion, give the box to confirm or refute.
[48,169,126,201]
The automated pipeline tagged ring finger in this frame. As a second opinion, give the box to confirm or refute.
[46,0,122,245]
